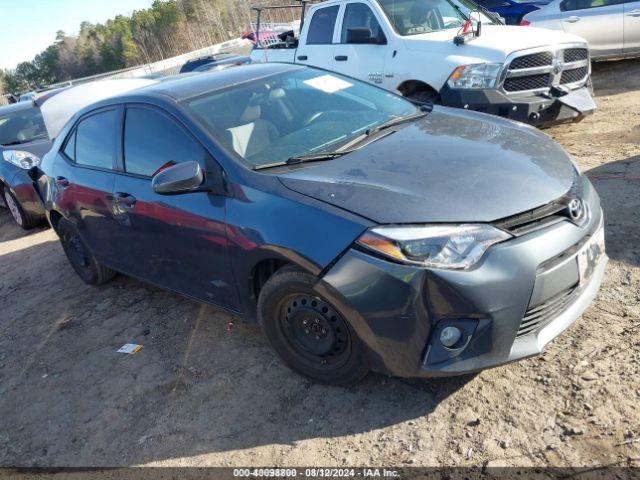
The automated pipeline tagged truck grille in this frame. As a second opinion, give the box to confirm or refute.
[563,48,589,63]
[561,67,589,85]
[504,74,551,92]
[509,52,553,70]
[517,284,579,338]
[503,46,590,94]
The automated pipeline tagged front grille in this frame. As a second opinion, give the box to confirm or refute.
[509,52,553,70]
[561,66,589,85]
[504,74,550,92]
[563,48,588,63]
[517,284,579,338]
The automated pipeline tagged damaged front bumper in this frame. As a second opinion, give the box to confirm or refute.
[315,179,607,378]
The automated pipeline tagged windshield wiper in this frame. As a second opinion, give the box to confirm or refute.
[253,150,354,171]
[365,110,430,137]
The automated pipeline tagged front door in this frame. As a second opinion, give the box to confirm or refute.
[111,105,239,311]
[296,4,340,68]
[624,0,640,54]
[332,2,389,87]
[560,0,624,57]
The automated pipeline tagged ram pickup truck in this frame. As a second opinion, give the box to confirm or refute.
[249,0,596,126]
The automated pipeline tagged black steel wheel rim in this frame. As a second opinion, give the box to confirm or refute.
[279,294,351,367]
[64,231,90,270]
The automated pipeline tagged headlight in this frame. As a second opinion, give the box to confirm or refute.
[2,150,41,170]
[447,63,502,89]
[357,224,512,270]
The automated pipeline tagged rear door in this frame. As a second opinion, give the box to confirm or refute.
[111,104,239,310]
[332,2,389,86]
[560,0,624,57]
[296,3,341,68]
[54,107,120,266]
[624,0,640,54]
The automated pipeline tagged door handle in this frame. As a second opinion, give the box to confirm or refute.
[114,192,137,207]
[627,9,640,15]
[335,55,348,61]
[55,176,69,188]
[564,15,580,22]
[297,55,308,61]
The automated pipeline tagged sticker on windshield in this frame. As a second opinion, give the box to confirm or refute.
[304,75,353,94]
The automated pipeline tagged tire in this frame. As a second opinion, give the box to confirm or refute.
[257,266,370,386]
[3,186,38,230]
[407,89,441,105]
[57,218,116,286]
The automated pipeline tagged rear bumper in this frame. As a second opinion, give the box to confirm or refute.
[317,179,607,378]
[440,85,596,127]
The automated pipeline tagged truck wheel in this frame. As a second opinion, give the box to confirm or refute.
[3,186,38,230]
[57,218,116,286]
[408,89,441,105]
[257,266,370,386]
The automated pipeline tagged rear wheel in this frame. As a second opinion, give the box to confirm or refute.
[3,187,37,230]
[57,218,116,286]
[258,267,370,386]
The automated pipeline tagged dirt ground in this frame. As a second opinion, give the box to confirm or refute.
[0,59,639,469]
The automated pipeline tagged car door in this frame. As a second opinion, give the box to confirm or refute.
[560,0,624,57]
[54,107,121,266]
[332,1,389,87]
[624,0,640,53]
[111,105,239,310]
[296,4,340,68]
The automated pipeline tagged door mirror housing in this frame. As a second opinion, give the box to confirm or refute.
[346,27,385,45]
[152,161,205,195]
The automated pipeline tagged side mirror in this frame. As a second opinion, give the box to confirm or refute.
[347,27,384,45]
[152,161,204,195]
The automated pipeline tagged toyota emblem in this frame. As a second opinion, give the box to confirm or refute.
[568,199,584,222]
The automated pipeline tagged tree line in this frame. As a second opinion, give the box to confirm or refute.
[1,0,299,95]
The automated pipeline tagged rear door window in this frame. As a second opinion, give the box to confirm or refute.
[123,107,205,177]
[74,109,118,169]
[561,0,623,10]
[307,5,340,44]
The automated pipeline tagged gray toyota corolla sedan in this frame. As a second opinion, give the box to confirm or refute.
[33,64,607,385]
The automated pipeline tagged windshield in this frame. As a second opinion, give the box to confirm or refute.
[184,69,417,168]
[0,106,48,146]
[378,0,494,36]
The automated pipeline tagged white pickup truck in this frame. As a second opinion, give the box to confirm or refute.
[249,0,597,126]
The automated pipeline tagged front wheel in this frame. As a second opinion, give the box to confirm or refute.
[3,187,37,230]
[407,89,441,105]
[57,218,116,286]
[257,267,370,386]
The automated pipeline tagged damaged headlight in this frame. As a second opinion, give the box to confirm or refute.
[357,224,512,270]
[447,63,502,89]
[2,150,41,170]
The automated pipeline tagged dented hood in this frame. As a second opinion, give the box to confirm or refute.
[277,108,575,224]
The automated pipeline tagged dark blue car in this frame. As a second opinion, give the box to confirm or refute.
[474,0,548,24]
[0,101,51,229]
[33,64,607,385]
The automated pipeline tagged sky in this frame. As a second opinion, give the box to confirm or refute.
[0,0,153,70]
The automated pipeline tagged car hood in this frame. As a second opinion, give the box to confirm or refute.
[0,137,52,158]
[277,108,576,224]
[403,25,586,59]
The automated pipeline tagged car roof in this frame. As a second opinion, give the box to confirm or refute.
[119,63,305,102]
[0,101,39,115]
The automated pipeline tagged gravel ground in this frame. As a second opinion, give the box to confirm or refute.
[0,59,638,469]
